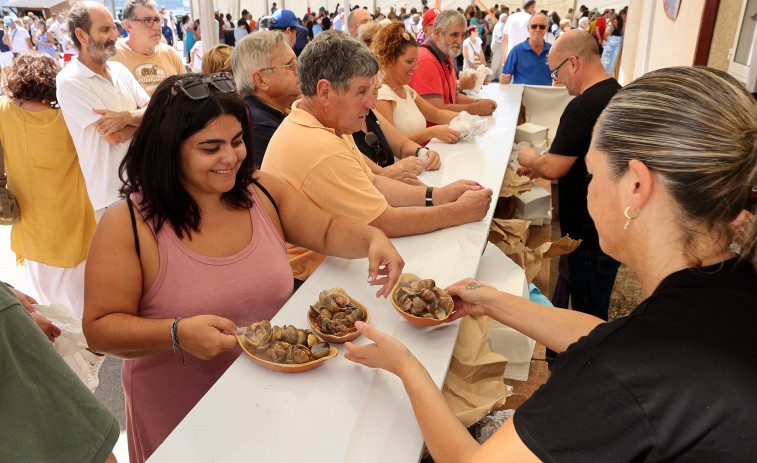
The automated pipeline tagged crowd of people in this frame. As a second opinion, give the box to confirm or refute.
[0,1,755,463]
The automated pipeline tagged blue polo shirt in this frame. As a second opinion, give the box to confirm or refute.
[503,39,552,85]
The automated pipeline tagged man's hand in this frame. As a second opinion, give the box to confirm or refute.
[517,145,539,169]
[516,167,537,179]
[468,99,497,116]
[499,74,511,84]
[92,109,135,137]
[450,188,493,223]
[8,286,61,342]
[434,179,483,205]
[379,158,424,185]
[458,74,476,90]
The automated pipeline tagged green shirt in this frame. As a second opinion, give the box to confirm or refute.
[0,284,119,462]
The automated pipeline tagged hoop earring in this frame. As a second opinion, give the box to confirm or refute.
[624,206,640,231]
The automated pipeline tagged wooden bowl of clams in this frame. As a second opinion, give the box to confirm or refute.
[391,273,455,327]
[237,320,337,373]
[307,288,370,343]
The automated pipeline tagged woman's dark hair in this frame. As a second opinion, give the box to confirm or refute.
[5,50,59,105]
[119,73,256,239]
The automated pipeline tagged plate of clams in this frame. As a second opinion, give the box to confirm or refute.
[391,274,455,326]
[307,288,370,343]
[237,320,337,373]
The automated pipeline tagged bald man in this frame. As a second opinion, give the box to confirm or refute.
[517,29,622,320]
[500,13,551,85]
[348,8,372,38]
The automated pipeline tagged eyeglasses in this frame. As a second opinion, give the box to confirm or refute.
[549,56,574,81]
[164,73,237,114]
[132,16,161,28]
[529,24,547,30]
[257,59,297,73]
[364,132,389,166]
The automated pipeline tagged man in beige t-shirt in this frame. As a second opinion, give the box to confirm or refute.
[110,0,184,95]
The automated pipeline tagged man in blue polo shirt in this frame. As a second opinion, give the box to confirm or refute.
[500,13,551,85]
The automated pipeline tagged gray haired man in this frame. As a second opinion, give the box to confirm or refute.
[262,31,493,281]
[409,10,497,116]
[232,30,301,166]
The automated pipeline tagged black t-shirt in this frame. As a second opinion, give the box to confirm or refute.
[514,258,757,462]
[243,95,288,167]
[353,110,395,167]
[550,78,621,248]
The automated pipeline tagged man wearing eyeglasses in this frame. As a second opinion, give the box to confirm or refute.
[110,0,185,96]
[232,30,302,166]
[516,29,621,321]
[499,13,551,85]
[57,1,149,221]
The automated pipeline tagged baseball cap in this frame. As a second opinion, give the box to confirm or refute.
[270,8,307,33]
[3,16,12,26]
[422,8,439,27]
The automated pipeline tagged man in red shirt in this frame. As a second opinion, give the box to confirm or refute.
[409,9,497,117]
[593,9,611,46]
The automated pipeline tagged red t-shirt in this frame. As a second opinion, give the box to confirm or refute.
[409,43,457,105]
[595,16,607,42]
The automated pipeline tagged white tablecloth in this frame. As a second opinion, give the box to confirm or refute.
[148,84,525,463]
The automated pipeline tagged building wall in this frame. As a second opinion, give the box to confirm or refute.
[620,0,706,83]
[708,0,743,71]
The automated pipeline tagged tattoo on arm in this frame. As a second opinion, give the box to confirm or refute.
[465,281,486,290]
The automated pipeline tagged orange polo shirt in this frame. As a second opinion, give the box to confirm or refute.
[261,100,389,280]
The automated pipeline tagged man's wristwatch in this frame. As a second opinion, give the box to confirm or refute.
[415,146,430,157]
[426,186,434,207]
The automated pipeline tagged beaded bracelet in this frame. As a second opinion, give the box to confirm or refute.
[171,317,186,370]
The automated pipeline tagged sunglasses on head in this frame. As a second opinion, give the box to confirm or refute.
[530,24,547,30]
[171,72,237,99]
[163,72,237,115]
[364,132,389,166]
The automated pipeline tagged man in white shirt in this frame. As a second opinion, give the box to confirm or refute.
[502,0,535,60]
[57,1,149,220]
[1,17,32,55]
[110,0,185,95]
[489,13,507,80]
[48,14,66,45]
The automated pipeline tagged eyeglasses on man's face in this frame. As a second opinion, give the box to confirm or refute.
[529,24,547,30]
[132,16,161,28]
[549,56,575,81]
[258,59,297,73]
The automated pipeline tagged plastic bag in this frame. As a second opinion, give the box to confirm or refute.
[460,64,493,93]
[32,303,104,391]
[449,111,489,140]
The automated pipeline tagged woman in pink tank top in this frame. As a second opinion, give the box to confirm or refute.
[82,74,404,463]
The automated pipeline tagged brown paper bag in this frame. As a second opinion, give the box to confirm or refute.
[442,316,510,427]
[488,220,580,283]
[499,167,531,198]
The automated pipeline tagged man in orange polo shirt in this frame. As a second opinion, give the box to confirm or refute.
[262,31,493,281]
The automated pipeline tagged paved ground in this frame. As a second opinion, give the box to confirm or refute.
[1,227,129,462]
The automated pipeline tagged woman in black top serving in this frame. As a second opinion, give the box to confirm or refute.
[345,66,757,461]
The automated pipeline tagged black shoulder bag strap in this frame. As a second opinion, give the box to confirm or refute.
[125,196,141,258]
[250,177,280,217]
[419,43,456,104]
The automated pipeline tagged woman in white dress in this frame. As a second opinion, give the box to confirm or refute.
[462,25,484,71]
[373,21,460,146]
